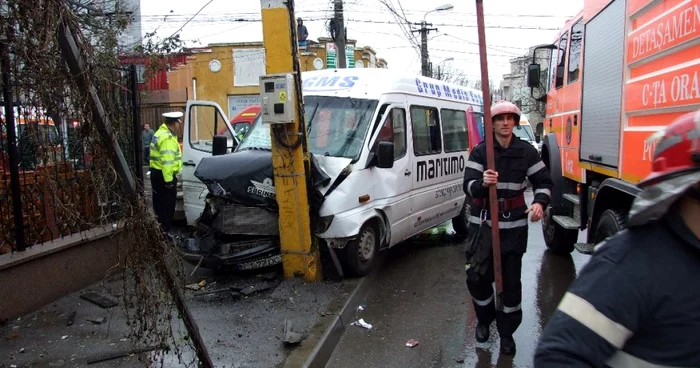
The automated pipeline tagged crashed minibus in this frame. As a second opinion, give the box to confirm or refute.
[179,68,484,277]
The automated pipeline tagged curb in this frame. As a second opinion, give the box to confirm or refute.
[283,255,385,368]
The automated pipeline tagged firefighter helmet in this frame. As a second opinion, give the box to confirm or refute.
[627,109,700,227]
[491,100,521,125]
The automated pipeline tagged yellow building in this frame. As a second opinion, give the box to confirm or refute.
[167,38,388,120]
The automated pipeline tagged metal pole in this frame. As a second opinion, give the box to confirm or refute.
[1,38,26,252]
[475,0,503,311]
[421,23,429,76]
[129,65,143,189]
[334,0,347,68]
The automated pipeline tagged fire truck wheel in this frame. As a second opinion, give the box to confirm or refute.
[542,207,577,255]
[342,222,379,278]
[452,200,470,237]
[593,209,627,244]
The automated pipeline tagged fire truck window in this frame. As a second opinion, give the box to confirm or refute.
[441,108,468,152]
[555,32,568,89]
[568,19,583,84]
[411,105,442,156]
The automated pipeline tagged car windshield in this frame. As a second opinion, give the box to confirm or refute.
[237,96,378,159]
[513,124,535,142]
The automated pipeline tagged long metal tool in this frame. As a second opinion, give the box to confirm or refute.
[475,0,503,311]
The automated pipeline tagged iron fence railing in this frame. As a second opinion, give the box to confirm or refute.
[0,51,143,254]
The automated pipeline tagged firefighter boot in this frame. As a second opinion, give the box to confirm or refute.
[500,336,516,355]
[475,323,490,343]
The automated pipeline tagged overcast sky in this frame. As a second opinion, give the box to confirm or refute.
[139,0,583,83]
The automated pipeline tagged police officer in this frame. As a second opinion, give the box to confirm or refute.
[463,100,553,355]
[150,111,183,233]
[534,110,700,367]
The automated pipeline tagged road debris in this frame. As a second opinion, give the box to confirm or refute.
[405,339,419,348]
[86,316,107,325]
[357,305,366,311]
[282,319,303,345]
[79,292,117,309]
[350,319,372,330]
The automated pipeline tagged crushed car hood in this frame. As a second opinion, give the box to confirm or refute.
[194,148,337,212]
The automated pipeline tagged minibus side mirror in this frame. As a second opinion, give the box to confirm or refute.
[212,135,228,156]
[535,134,541,143]
[376,141,394,169]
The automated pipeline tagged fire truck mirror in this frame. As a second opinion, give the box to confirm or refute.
[527,63,541,88]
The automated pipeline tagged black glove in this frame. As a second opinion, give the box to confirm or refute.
[465,224,493,281]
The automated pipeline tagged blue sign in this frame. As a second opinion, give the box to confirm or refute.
[415,78,483,105]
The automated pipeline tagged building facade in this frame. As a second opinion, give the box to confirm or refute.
[167,39,388,119]
[500,46,552,132]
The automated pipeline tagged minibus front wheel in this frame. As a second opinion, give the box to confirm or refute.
[342,221,379,278]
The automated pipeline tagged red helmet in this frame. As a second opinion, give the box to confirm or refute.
[628,109,700,227]
[491,100,521,125]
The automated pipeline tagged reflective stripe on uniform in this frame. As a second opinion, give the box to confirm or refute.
[503,303,521,313]
[466,161,484,172]
[473,295,494,306]
[606,350,685,368]
[527,161,546,176]
[467,180,477,197]
[534,188,552,197]
[557,292,633,349]
[469,216,528,229]
[497,181,528,191]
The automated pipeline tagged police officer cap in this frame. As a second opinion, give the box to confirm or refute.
[163,111,183,123]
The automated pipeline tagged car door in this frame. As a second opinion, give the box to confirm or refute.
[366,99,413,246]
[182,100,240,226]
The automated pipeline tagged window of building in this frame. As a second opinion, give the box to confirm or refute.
[568,19,583,83]
[440,108,468,152]
[411,106,442,155]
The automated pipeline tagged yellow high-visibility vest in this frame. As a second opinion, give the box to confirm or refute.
[149,123,182,182]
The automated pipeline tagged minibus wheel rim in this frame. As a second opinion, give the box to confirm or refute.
[359,228,376,262]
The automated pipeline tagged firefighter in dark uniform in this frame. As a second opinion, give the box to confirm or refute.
[534,110,700,367]
[463,100,554,355]
[150,111,183,233]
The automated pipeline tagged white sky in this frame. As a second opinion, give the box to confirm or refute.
[139,0,583,83]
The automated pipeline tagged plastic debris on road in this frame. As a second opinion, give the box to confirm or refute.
[351,318,372,330]
[405,339,419,348]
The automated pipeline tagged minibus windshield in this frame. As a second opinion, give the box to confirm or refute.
[237,96,378,159]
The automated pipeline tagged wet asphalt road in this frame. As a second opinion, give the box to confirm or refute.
[326,195,589,368]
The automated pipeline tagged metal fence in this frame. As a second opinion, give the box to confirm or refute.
[0,51,142,254]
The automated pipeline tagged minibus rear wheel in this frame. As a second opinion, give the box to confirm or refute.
[342,221,379,278]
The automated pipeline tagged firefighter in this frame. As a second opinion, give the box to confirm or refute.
[463,100,553,355]
[534,110,700,367]
[149,111,183,233]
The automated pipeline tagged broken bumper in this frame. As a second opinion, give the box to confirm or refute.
[176,237,282,272]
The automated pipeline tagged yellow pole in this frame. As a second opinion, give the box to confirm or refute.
[260,0,321,281]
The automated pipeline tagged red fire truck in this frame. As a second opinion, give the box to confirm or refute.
[526,0,700,255]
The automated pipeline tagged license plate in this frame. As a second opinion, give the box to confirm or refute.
[236,254,282,270]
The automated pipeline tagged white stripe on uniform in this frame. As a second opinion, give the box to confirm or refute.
[557,292,633,349]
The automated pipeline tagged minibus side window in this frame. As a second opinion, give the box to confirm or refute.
[410,106,442,156]
[372,108,407,160]
[441,108,468,152]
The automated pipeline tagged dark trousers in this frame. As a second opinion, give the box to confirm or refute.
[150,169,177,233]
[143,147,150,165]
[466,252,523,337]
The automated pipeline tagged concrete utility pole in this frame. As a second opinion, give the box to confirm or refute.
[334,0,347,68]
[260,0,321,281]
[413,22,436,77]
[412,4,453,77]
